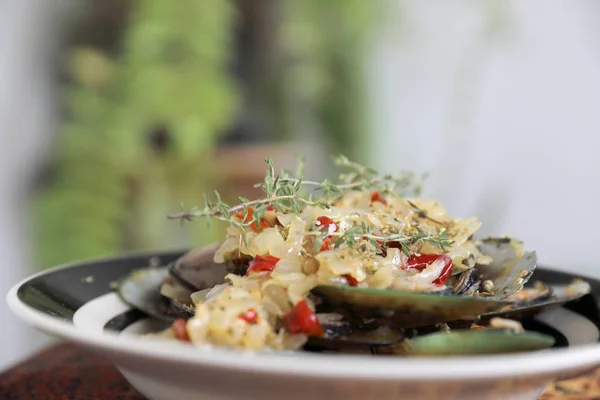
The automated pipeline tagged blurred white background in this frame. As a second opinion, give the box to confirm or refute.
[368,0,600,274]
[1,0,599,370]
[0,0,70,371]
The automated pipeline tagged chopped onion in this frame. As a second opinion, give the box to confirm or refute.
[285,216,307,255]
[248,227,287,258]
[315,251,367,282]
[276,213,295,228]
[190,288,211,304]
[366,265,396,289]
[287,275,318,305]
[213,236,240,263]
[190,283,228,304]
[273,254,303,274]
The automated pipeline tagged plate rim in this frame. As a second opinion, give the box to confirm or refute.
[7,249,600,381]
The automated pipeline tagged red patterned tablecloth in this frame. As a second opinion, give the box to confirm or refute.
[0,343,597,399]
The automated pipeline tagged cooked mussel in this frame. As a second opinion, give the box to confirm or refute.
[450,269,481,296]
[161,243,250,315]
[483,279,591,320]
[311,285,510,328]
[473,237,537,299]
[117,239,565,354]
[118,266,410,348]
[311,237,536,328]
[305,314,406,350]
[117,244,235,322]
[374,329,555,356]
[167,243,233,292]
[116,266,188,322]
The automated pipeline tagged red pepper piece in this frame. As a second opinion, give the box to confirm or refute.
[344,274,359,286]
[235,207,272,232]
[370,191,388,205]
[315,216,338,253]
[246,254,280,275]
[320,236,333,252]
[432,258,453,286]
[283,299,324,337]
[315,216,338,233]
[406,254,453,286]
[239,308,258,324]
[172,318,191,342]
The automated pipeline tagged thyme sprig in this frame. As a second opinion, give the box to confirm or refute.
[305,226,453,256]
[167,155,453,253]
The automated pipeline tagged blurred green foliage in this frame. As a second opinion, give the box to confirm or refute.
[32,0,376,269]
[33,0,238,268]
[271,0,377,163]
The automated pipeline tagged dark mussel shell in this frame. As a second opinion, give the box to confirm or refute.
[474,237,537,299]
[311,285,511,329]
[117,244,239,322]
[373,329,555,357]
[450,269,481,296]
[305,315,406,351]
[117,267,192,322]
[309,237,535,329]
[167,243,238,292]
[482,279,591,321]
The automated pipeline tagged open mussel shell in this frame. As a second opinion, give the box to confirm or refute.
[116,267,192,322]
[310,237,537,329]
[117,244,234,323]
[475,237,537,299]
[483,279,591,320]
[168,243,233,292]
[311,285,511,328]
[374,329,555,357]
[305,316,405,350]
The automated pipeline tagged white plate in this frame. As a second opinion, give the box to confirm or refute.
[7,249,600,400]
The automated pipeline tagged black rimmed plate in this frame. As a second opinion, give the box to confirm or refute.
[7,250,600,400]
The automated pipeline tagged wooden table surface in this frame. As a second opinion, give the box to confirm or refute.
[1,343,598,399]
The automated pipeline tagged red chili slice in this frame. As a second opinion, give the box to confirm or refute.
[246,254,280,275]
[315,216,338,253]
[320,237,333,252]
[370,191,387,205]
[432,259,453,286]
[315,216,338,233]
[344,274,359,286]
[406,254,453,286]
[239,308,258,324]
[172,318,190,342]
[283,299,324,337]
[235,207,272,232]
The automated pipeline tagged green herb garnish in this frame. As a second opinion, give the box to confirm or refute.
[167,155,453,252]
